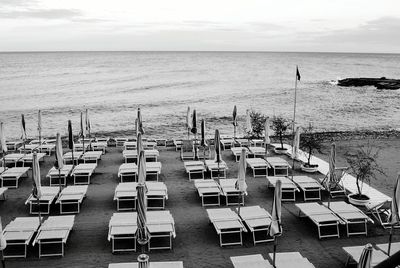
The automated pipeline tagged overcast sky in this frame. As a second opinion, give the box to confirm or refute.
[1,0,400,53]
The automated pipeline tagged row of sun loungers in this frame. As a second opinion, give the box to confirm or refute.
[0,166,30,188]
[231,252,316,268]
[108,210,176,252]
[183,160,229,181]
[2,216,75,258]
[108,262,183,268]
[2,152,46,167]
[114,182,168,210]
[296,201,373,239]
[122,149,159,162]
[18,144,55,155]
[118,162,162,182]
[194,179,246,207]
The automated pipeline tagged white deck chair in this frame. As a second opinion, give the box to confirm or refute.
[323,201,373,237]
[236,206,273,245]
[71,163,97,184]
[73,143,89,152]
[33,215,75,257]
[231,147,249,162]
[296,202,344,239]
[108,261,184,268]
[146,210,176,251]
[248,146,266,158]
[2,153,24,167]
[343,245,388,267]
[231,254,272,268]
[108,212,137,252]
[365,200,398,229]
[21,152,46,166]
[180,140,195,160]
[2,217,41,258]
[376,242,400,256]
[82,150,103,163]
[114,182,137,211]
[25,186,59,214]
[56,185,88,214]
[63,151,83,165]
[118,163,138,182]
[219,179,246,206]
[18,144,39,154]
[267,176,299,202]
[246,158,269,178]
[90,141,107,153]
[184,161,206,180]
[5,141,23,151]
[265,157,291,177]
[115,137,129,147]
[194,179,222,206]
[291,176,323,201]
[46,165,73,186]
[38,143,55,155]
[267,252,316,268]
[206,208,246,247]
[123,149,159,163]
[205,160,228,179]
[0,167,30,188]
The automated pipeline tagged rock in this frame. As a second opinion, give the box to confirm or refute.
[338,78,400,90]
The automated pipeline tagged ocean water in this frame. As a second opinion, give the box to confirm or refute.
[1,51,400,139]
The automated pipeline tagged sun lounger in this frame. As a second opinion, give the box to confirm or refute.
[123,141,137,150]
[123,149,159,163]
[236,206,273,245]
[173,139,182,151]
[194,179,222,206]
[180,140,195,160]
[296,202,343,239]
[25,186,59,214]
[38,144,55,155]
[231,147,249,162]
[71,163,97,184]
[46,165,73,186]
[118,163,137,182]
[108,261,184,268]
[115,137,129,147]
[114,182,168,210]
[82,150,103,163]
[206,208,246,247]
[2,153,24,167]
[365,200,397,229]
[2,217,41,258]
[63,151,83,165]
[90,142,107,153]
[95,137,110,144]
[219,179,246,206]
[249,146,266,157]
[376,242,400,256]
[220,138,234,150]
[246,158,269,178]
[184,161,206,180]
[33,215,75,257]
[73,143,89,152]
[231,254,272,268]
[235,139,252,147]
[205,160,228,179]
[6,141,23,151]
[323,201,373,237]
[267,176,299,202]
[0,187,7,200]
[56,185,88,214]
[343,245,388,267]
[291,176,323,201]
[145,162,162,181]
[266,157,291,176]
[267,252,316,268]
[21,152,46,166]
[0,167,30,188]
[18,144,39,154]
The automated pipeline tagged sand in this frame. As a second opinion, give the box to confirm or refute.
[1,135,399,268]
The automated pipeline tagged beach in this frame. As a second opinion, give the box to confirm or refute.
[1,131,398,268]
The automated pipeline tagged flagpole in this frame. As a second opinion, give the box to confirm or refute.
[291,66,299,179]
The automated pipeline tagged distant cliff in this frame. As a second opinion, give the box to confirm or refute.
[338,77,400,90]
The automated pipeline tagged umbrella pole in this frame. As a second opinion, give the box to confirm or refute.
[389,225,394,255]
[217,162,220,182]
[58,169,62,193]
[0,249,5,268]
[272,236,277,268]
[71,150,75,167]
[37,195,42,227]
[82,137,85,154]
[234,125,236,139]
[237,192,242,216]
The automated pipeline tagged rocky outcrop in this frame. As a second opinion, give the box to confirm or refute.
[338,77,400,90]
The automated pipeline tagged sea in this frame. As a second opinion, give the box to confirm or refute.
[1,51,400,140]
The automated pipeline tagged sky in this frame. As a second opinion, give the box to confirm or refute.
[0,0,400,53]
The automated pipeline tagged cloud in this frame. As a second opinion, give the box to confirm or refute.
[0,8,82,20]
[0,0,38,7]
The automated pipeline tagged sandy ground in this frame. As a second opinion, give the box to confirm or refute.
[1,136,399,268]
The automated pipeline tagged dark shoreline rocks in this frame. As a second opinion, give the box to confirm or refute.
[338,77,400,90]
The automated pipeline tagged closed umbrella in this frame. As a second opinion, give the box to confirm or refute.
[32,152,42,226]
[214,129,222,181]
[137,133,144,161]
[85,109,91,150]
[264,118,271,158]
[38,110,42,145]
[191,109,198,160]
[245,109,252,144]
[55,133,64,191]
[327,143,336,208]
[292,126,300,160]
[0,217,6,268]
[388,174,400,255]
[136,150,150,265]
[137,108,145,135]
[269,179,282,268]
[235,148,247,215]
[79,112,86,153]
[21,114,27,153]
[0,122,7,168]
[186,106,191,140]
[68,120,75,166]
[200,119,207,161]
[233,105,238,139]
[358,244,373,268]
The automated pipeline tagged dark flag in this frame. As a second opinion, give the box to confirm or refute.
[191,109,197,134]
[68,120,74,150]
[296,66,301,81]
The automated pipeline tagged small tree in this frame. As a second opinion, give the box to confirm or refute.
[271,116,290,149]
[345,143,385,198]
[299,124,323,167]
[248,110,267,139]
